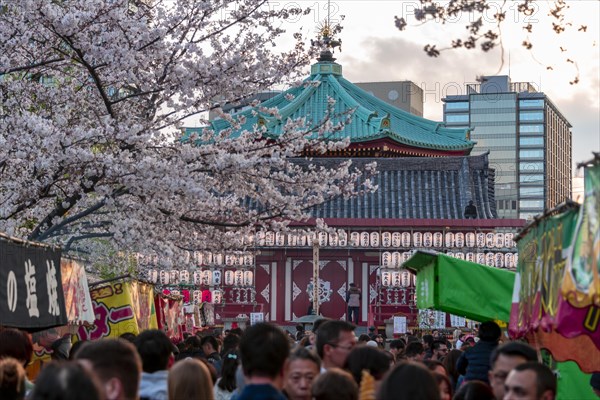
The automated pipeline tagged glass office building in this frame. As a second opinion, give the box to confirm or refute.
[443,76,572,219]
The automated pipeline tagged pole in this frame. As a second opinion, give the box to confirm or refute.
[313,238,320,315]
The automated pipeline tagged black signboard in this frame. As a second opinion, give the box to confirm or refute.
[0,237,67,331]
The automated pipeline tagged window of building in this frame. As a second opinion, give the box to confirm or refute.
[519,162,544,173]
[520,212,539,220]
[446,114,469,123]
[445,101,469,110]
[520,149,544,158]
[520,124,544,133]
[520,187,544,197]
[520,200,544,209]
[519,137,544,146]
[520,174,544,184]
[520,111,544,121]
[519,99,544,108]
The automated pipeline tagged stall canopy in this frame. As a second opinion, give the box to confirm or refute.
[404,251,515,322]
[0,233,68,331]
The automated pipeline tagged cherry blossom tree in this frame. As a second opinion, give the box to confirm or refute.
[0,0,373,272]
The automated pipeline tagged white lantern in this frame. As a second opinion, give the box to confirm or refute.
[495,253,504,268]
[381,271,391,287]
[318,232,328,247]
[370,232,380,247]
[495,233,505,248]
[243,270,254,286]
[360,232,370,247]
[299,233,308,246]
[288,233,298,247]
[275,232,285,246]
[504,233,515,248]
[180,270,190,284]
[193,290,202,304]
[505,253,514,268]
[193,271,202,285]
[455,233,464,248]
[381,252,392,267]
[338,231,348,247]
[148,269,158,283]
[513,253,519,266]
[392,271,401,287]
[212,289,223,304]
[194,252,203,266]
[225,254,233,266]
[486,233,495,248]
[244,255,254,266]
[329,233,338,247]
[401,270,411,287]
[392,232,402,248]
[201,270,212,286]
[224,270,235,286]
[205,252,214,265]
[445,232,455,247]
[401,232,411,247]
[476,233,486,248]
[347,232,357,246]
[214,253,223,265]
[476,253,486,265]
[465,232,476,248]
[382,232,392,247]
[423,232,432,247]
[234,270,244,286]
[466,252,474,262]
[402,252,411,262]
[234,255,243,266]
[265,231,275,246]
[159,270,170,285]
[392,252,401,268]
[212,270,222,285]
[433,232,443,248]
[256,231,266,246]
[486,253,495,266]
[413,232,422,247]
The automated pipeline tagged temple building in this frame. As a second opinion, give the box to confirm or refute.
[183,52,525,330]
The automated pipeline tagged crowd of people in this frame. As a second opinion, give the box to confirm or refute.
[0,320,597,400]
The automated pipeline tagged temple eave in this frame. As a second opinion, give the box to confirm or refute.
[303,139,470,158]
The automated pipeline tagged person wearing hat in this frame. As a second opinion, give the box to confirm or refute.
[346,283,361,325]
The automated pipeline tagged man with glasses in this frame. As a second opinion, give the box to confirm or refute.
[315,320,356,372]
[431,340,449,361]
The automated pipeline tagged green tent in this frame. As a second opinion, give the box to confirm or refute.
[404,251,515,322]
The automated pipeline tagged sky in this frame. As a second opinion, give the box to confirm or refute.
[274,0,600,170]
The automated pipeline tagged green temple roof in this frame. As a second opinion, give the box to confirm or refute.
[186,58,474,153]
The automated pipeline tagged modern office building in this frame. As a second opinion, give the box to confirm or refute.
[443,76,572,220]
[355,81,424,116]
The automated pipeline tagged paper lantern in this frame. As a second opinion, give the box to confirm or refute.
[299,233,308,246]
[392,252,401,268]
[179,270,190,284]
[455,252,465,260]
[381,252,392,267]
[193,290,202,304]
[360,232,370,247]
[318,232,328,247]
[505,253,514,268]
[212,270,222,285]
[476,233,486,248]
[212,290,222,304]
[445,232,455,247]
[225,254,233,266]
[466,252,474,262]
[214,253,223,265]
[201,270,212,286]
[275,232,285,246]
[159,270,170,285]
[234,270,244,286]
[495,253,504,268]
[370,232,380,247]
[244,255,254,266]
[486,233,495,248]
[381,271,391,287]
[402,252,411,262]
[401,232,411,247]
[338,231,348,247]
[392,232,401,248]
[329,233,338,247]
[505,233,515,248]
[513,253,519,266]
[392,271,401,287]
[193,271,202,285]
[423,232,433,247]
[224,270,234,286]
[194,252,203,266]
[495,233,505,248]
[465,233,476,248]
[256,231,266,246]
[455,233,464,248]
[288,233,298,247]
[485,253,495,266]
[476,253,486,265]
[243,270,254,286]
[265,231,275,246]
[350,232,360,247]
[382,232,391,247]
[446,252,454,258]
[148,269,158,283]
[433,232,443,248]
[401,270,411,287]
[204,252,214,265]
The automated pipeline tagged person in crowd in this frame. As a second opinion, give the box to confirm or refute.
[0,357,26,400]
[442,349,462,391]
[389,339,406,361]
[488,341,538,400]
[383,350,395,367]
[0,328,35,394]
[50,334,72,361]
[377,361,441,400]
[311,368,358,400]
[214,350,240,400]
[119,332,137,343]
[315,320,356,372]
[431,340,449,361]
[176,335,204,361]
[357,334,371,345]
[220,333,241,357]
[283,347,320,400]
[404,342,425,362]
[504,362,556,400]
[75,338,142,400]
[168,358,214,400]
[456,321,501,384]
[433,372,453,400]
[202,335,223,377]
[294,325,305,342]
[453,381,495,400]
[344,345,390,390]
[422,334,434,359]
[30,360,105,400]
[424,360,448,377]
[461,335,476,349]
[590,372,600,397]
[453,330,464,349]
[306,318,330,350]
[367,325,377,340]
[134,329,176,400]
[237,322,290,399]
[346,283,361,325]
[68,340,87,360]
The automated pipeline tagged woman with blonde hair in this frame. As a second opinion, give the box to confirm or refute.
[168,358,214,400]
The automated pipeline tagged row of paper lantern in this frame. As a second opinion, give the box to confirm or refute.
[147,269,254,287]
[254,231,515,249]
[165,289,224,304]
[446,252,519,268]
[380,269,416,288]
